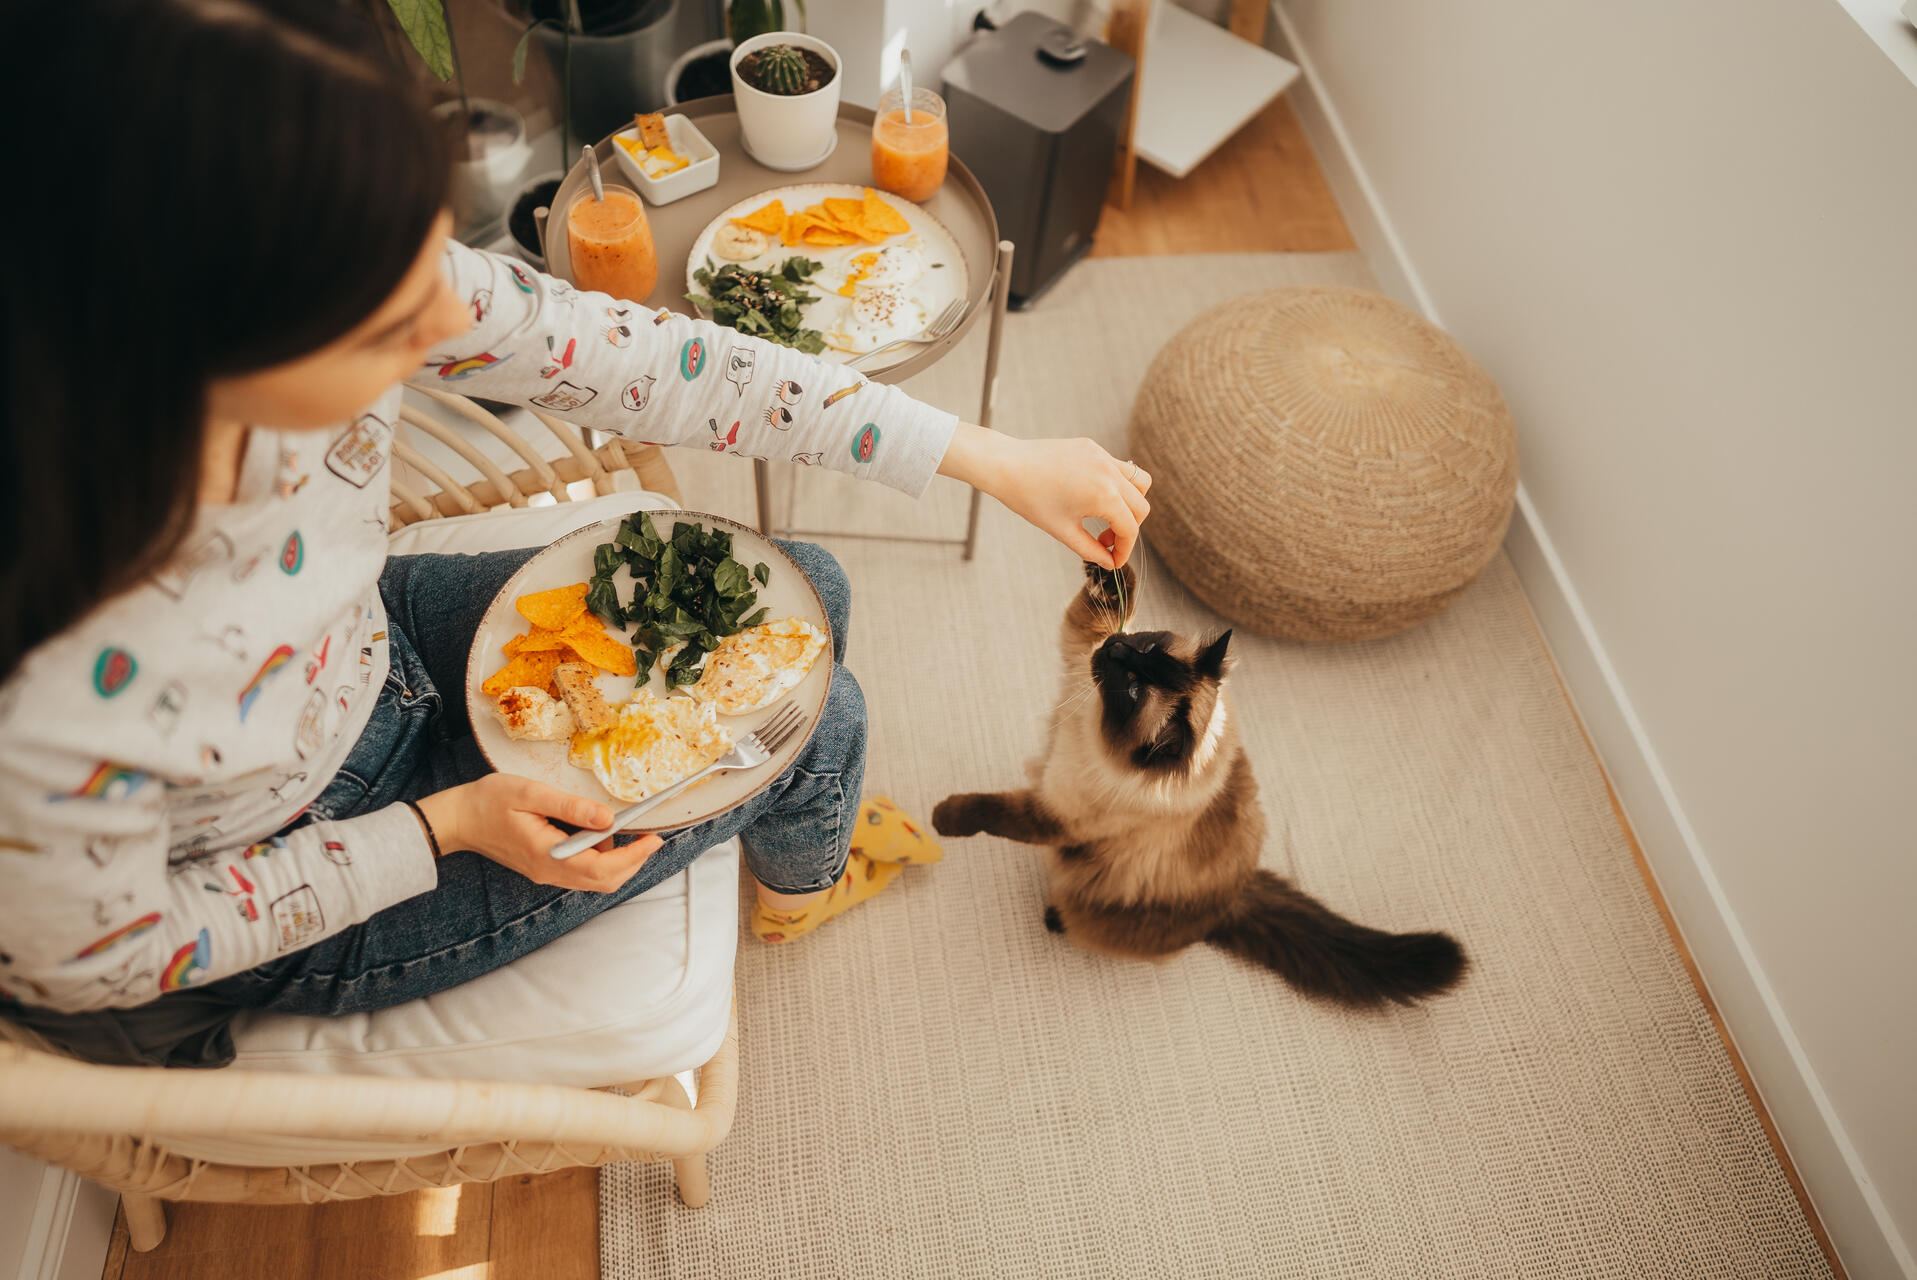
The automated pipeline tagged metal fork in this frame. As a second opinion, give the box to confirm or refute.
[848,298,969,367]
[548,702,809,859]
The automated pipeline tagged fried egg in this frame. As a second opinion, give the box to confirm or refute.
[569,691,733,803]
[837,242,925,296]
[690,617,828,715]
[827,283,927,354]
[493,687,575,741]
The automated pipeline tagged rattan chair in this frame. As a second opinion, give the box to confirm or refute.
[0,395,732,1253]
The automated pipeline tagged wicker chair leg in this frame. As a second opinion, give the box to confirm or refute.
[123,1192,167,1252]
[654,1074,711,1208]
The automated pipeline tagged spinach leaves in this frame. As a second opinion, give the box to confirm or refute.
[590,513,771,688]
[687,256,828,354]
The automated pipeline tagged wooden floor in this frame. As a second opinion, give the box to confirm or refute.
[97,92,1833,1280]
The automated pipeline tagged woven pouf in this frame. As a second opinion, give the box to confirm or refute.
[1129,287,1517,642]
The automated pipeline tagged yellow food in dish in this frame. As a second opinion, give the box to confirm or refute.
[569,691,733,803]
[689,617,827,715]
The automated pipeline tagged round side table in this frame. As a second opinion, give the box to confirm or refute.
[545,96,1013,555]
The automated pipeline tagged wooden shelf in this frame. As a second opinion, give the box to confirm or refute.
[1131,2,1300,179]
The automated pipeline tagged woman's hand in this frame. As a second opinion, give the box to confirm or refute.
[414,775,662,893]
[937,424,1152,568]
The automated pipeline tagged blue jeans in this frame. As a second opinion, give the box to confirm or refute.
[6,539,862,1067]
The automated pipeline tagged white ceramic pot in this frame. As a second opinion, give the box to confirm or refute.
[730,32,842,172]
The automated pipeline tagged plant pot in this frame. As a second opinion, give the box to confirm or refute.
[507,171,565,267]
[435,98,533,244]
[730,32,842,172]
[509,0,721,142]
[666,37,733,106]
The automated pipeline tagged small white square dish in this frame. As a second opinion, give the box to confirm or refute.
[611,114,720,205]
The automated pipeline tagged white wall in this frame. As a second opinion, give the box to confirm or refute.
[1271,1,1917,1275]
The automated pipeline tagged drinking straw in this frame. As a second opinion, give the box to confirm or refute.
[584,144,604,202]
[900,49,914,123]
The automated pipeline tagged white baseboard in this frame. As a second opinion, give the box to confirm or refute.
[15,1167,113,1280]
[1265,5,1913,1278]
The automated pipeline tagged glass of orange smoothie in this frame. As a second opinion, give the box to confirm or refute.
[871,87,948,203]
[566,183,658,303]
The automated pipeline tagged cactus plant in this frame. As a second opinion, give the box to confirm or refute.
[749,43,811,95]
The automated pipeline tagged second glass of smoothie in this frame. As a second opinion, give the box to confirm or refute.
[567,183,658,303]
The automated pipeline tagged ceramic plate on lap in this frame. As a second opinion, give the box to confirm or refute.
[465,511,831,833]
[685,183,969,376]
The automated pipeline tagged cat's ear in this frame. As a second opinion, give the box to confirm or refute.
[1197,630,1233,679]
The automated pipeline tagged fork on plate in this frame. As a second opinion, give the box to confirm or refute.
[847,298,969,368]
[548,702,808,859]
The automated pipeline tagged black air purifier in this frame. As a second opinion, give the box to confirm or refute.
[942,13,1135,308]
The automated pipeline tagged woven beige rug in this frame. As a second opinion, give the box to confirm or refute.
[600,254,1832,1279]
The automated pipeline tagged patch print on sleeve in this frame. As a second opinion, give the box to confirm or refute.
[822,382,863,410]
[540,336,577,379]
[93,647,137,698]
[621,375,657,411]
[271,886,325,951]
[149,682,187,738]
[679,337,707,381]
[850,423,882,463]
[327,414,393,488]
[159,927,211,991]
[725,348,755,395]
[438,352,513,381]
[293,688,327,760]
[279,531,304,575]
[530,381,597,412]
[238,645,296,722]
[709,418,741,452]
[56,763,149,803]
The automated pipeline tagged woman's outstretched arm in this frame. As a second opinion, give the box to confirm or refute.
[407,244,1149,566]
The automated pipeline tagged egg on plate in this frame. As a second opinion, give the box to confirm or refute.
[492,686,575,741]
[569,691,733,803]
[827,283,927,354]
[689,617,828,715]
[837,241,925,296]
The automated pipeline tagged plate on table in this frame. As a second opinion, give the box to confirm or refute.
[684,183,970,376]
[466,511,832,833]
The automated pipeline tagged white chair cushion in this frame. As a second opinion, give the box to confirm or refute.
[210,490,737,1110]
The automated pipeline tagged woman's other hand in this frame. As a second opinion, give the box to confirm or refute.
[937,425,1152,568]
[415,775,661,892]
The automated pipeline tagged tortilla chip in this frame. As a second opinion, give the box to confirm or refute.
[482,649,567,698]
[802,226,860,246]
[734,200,786,234]
[823,197,866,227]
[505,626,570,657]
[563,625,639,677]
[860,189,910,235]
[515,582,589,631]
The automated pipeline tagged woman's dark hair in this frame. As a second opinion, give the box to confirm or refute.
[2,0,449,680]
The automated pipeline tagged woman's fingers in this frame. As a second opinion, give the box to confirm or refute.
[506,775,614,830]
[1064,520,1117,568]
[1103,500,1141,569]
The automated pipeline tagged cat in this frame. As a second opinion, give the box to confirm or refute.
[933,562,1467,1008]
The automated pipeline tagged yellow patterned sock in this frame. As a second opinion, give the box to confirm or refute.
[850,795,944,864]
[752,852,904,943]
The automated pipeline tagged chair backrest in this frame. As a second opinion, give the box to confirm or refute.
[390,388,680,528]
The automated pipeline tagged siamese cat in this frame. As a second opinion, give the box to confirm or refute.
[934,563,1466,1008]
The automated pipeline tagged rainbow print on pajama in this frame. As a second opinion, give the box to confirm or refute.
[159,928,211,992]
[238,645,295,722]
[71,911,162,960]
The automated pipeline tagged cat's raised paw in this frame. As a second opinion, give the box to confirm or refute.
[932,794,986,838]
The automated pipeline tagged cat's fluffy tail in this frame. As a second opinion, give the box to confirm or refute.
[1206,869,1466,1007]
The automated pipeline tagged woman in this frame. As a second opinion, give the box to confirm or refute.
[0,0,1151,1067]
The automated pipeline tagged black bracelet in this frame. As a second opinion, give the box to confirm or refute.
[403,800,443,859]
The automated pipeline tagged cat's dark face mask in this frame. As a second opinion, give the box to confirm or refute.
[1091,629,1232,772]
